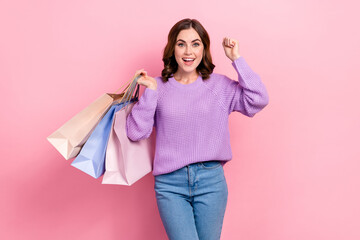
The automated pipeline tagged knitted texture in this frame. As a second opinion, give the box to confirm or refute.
[126,56,269,176]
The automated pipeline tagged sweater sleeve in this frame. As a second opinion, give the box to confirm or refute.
[223,56,269,117]
[126,86,158,141]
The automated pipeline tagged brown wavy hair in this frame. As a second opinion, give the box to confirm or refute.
[161,18,215,82]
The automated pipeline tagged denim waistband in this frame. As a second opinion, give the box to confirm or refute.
[186,160,221,166]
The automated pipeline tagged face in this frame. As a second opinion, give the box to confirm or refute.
[174,28,204,75]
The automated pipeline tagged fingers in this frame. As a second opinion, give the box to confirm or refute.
[134,69,147,78]
[136,76,155,89]
[136,78,146,86]
[134,69,148,85]
[134,69,153,87]
[134,69,143,76]
[223,37,237,48]
[132,70,157,89]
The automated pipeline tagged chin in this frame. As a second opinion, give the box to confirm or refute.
[182,63,200,72]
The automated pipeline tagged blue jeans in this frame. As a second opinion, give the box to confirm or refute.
[154,161,228,240]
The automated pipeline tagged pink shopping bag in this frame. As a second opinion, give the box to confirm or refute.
[102,101,156,185]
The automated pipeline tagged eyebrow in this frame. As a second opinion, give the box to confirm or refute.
[176,39,202,43]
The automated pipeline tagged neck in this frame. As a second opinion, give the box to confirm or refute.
[173,70,199,84]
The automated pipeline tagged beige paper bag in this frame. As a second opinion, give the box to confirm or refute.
[46,75,140,160]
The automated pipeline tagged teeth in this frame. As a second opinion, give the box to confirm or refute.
[183,58,195,62]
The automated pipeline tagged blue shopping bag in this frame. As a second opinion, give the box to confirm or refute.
[70,82,139,179]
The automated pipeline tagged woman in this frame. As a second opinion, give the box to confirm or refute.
[126,18,269,240]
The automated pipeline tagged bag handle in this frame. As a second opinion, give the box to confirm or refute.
[113,73,136,94]
[110,73,141,102]
[119,74,141,104]
[134,82,140,99]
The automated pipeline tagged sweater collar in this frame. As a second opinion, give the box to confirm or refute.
[168,74,203,90]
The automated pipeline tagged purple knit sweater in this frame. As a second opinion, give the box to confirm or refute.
[126,56,269,176]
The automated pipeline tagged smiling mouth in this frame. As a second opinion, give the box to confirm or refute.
[182,58,195,62]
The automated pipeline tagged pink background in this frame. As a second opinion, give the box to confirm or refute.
[1,0,359,239]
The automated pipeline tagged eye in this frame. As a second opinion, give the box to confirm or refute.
[177,43,184,47]
[193,43,200,47]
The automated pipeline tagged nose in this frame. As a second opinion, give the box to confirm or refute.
[185,45,192,55]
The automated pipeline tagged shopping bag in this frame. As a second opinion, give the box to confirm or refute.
[70,83,140,179]
[70,102,121,178]
[101,101,156,186]
[47,77,135,160]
